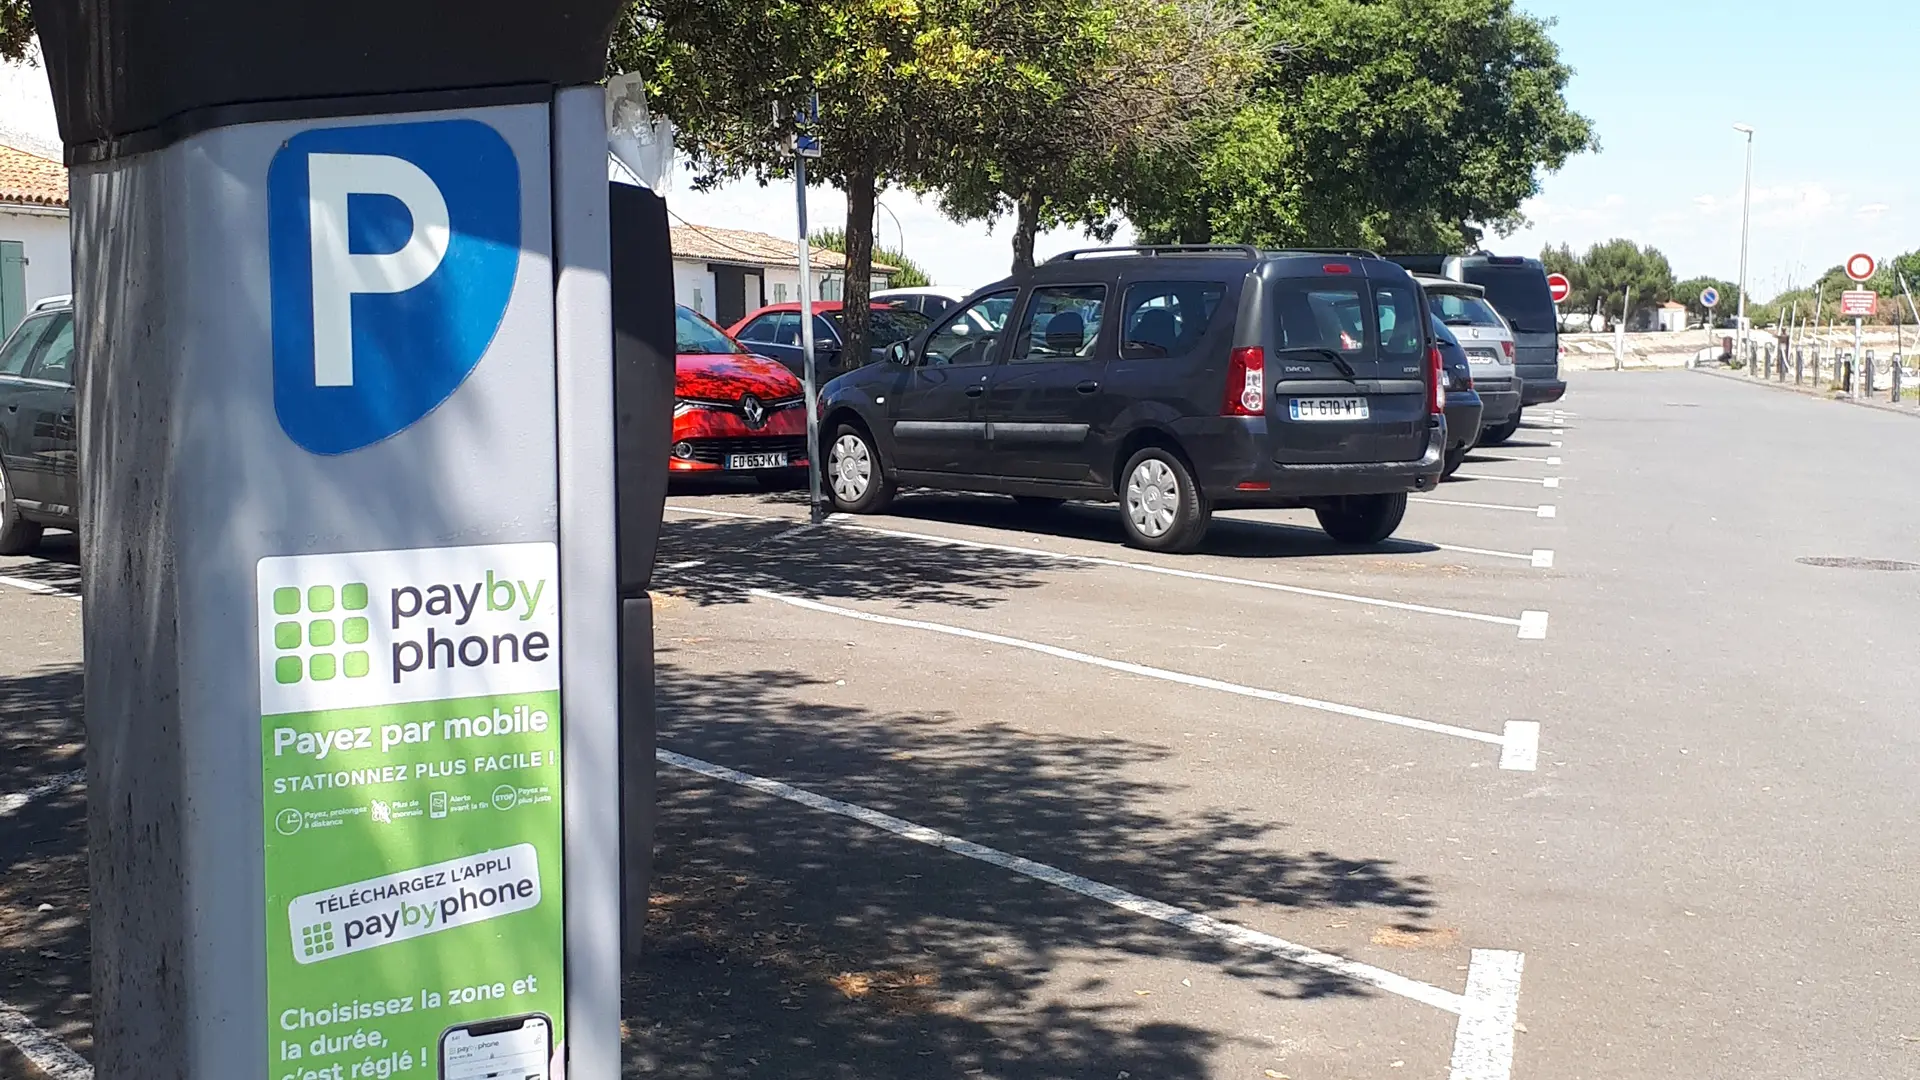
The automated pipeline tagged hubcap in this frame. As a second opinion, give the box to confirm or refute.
[1125,458,1179,538]
[829,434,872,502]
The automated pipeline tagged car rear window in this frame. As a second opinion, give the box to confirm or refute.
[1465,266,1558,334]
[1428,291,1507,329]
[1371,283,1425,363]
[1271,282,1368,353]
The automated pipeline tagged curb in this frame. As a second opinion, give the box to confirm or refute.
[1690,364,1920,419]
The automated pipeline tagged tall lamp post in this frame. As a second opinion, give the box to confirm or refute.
[1733,123,1755,372]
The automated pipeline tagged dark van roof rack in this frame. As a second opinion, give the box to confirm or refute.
[1266,247,1382,260]
[1045,244,1262,263]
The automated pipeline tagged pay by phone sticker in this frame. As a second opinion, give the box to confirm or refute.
[288,845,540,965]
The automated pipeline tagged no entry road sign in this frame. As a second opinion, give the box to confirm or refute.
[1546,273,1572,304]
[1846,253,1876,283]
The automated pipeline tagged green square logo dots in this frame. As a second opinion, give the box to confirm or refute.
[300,922,336,959]
[268,581,373,688]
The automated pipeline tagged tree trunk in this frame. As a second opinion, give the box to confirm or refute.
[840,160,878,369]
[1011,191,1042,273]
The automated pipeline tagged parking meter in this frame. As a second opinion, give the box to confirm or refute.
[31,2,667,1077]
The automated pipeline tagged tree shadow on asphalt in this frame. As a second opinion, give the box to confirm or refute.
[657,495,1441,603]
[0,532,82,592]
[654,513,1063,612]
[625,657,1435,1077]
[0,663,92,1059]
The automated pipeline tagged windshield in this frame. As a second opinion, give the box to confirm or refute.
[675,306,745,355]
[1428,291,1507,329]
[1464,266,1558,334]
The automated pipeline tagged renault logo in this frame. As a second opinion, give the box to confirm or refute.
[740,394,767,428]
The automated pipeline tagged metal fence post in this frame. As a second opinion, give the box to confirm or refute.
[1866,350,1875,396]
[1795,346,1803,384]
[1894,356,1903,403]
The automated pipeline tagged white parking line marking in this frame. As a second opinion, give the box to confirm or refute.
[1551,428,1565,435]
[1429,543,1550,568]
[659,747,1474,1013]
[0,1001,91,1080]
[1454,474,1561,488]
[1537,505,1557,519]
[754,589,1538,768]
[0,769,84,817]
[824,519,1539,635]
[1470,454,1562,466]
[1499,722,1540,771]
[1414,497,1545,515]
[0,575,81,602]
[664,560,707,571]
[664,504,788,522]
[1531,549,1555,569]
[1515,612,1549,641]
[1449,949,1526,1080]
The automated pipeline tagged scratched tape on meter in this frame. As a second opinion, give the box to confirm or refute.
[287,844,539,964]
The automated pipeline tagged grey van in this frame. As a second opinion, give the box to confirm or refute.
[815,245,1446,553]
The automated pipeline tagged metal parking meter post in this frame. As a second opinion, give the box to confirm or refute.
[33,3,642,1077]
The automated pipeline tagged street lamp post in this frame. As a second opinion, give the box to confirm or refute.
[1733,123,1755,374]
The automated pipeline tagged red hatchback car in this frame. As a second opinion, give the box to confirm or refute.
[671,305,809,484]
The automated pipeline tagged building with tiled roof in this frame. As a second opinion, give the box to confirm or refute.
[669,222,897,327]
[0,142,72,336]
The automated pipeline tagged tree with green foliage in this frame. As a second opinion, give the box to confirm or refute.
[933,0,1260,272]
[811,227,931,288]
[1576,239,1673,322]
[616,0,1025,362]
[1672,276,1741,324]
[1124,0,1596,251]
[0,1,31,63]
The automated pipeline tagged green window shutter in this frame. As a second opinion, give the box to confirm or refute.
[0,241,25,340]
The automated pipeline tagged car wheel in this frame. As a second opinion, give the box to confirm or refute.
[1315,492,1408,546]
[1012,495,1066,511]
[1119,447,1209,553]
[824,423,894,514]
[1480,415,1522,445]
[0,466,44,556]
[1443,445,1467,478]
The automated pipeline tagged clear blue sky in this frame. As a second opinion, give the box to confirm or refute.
[1509,0,1917,299]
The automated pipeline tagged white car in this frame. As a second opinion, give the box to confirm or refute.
[872,286,1013,336]
[1416,275,1523,443]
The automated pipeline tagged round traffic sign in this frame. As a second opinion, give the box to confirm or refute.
[1846,253,1876,282]
[1546,273,1572,304]
[1700,287,1720,308]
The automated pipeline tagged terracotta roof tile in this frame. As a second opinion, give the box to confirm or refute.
[0,144,68,209]
[669,224,895,274]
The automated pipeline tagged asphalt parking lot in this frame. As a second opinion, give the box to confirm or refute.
[5,370,1920,1079]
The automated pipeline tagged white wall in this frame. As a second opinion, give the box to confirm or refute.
[671,259,716,320]
[0,207,71,303]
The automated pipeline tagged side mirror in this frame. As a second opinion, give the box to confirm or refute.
[887,341,912,366]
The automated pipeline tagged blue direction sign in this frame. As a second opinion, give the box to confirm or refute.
[1701,287,1720,308]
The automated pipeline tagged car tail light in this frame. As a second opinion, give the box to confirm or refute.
[1322,263,1352,274]
[1428,346,1445,414]
[1224,346,1265,416]
[1501,340,1514,360]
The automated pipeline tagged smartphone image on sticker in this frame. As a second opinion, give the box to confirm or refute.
[439,1013,552,1080]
